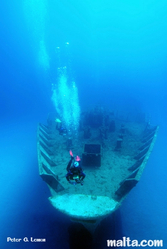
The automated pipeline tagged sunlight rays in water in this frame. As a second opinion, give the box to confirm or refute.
[23,0,50,70]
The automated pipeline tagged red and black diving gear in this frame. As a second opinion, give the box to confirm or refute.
[66,150,86,185]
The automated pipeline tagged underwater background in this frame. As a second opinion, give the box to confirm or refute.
[0,0,167,248]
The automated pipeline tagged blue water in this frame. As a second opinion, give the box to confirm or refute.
[0,0,167,248]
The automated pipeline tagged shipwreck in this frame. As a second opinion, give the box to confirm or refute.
[37,108,158,232]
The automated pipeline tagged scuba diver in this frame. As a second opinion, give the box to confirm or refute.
[55,118,67,135]
[66,150,85,185]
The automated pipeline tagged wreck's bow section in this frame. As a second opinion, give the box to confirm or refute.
[37,110,158,231]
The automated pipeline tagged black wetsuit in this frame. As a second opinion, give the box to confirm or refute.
[66,158,85,183]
